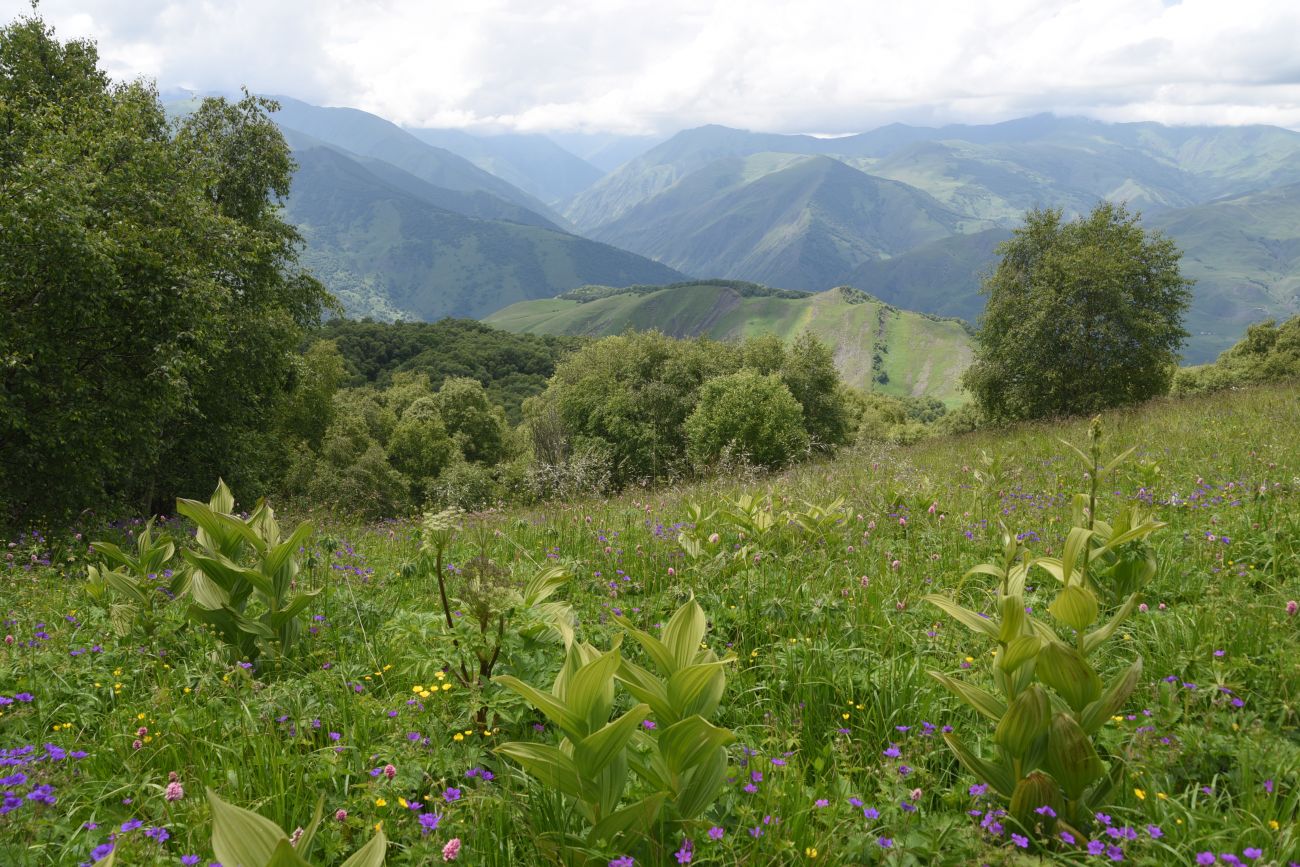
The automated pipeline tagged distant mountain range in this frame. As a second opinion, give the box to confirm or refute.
[485,281,973,405]
[178,93,1300,364]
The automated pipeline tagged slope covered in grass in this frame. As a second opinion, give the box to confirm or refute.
[4,384,1298,865]
[486,282,973,404]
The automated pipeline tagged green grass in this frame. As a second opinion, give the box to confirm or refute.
[486,283,974,405]
[3,384,1299,865]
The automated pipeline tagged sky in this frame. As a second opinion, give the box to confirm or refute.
[8,0,1300,135]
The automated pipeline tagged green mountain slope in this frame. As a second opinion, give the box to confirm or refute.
[269,96,568,227]
[279,128,556,229]
[590,154,980,291]
[284,145,686,321]
[846,228,1013,321]
[407,128,603,204]
[485,282,973,405]
[1150,182,1300,360]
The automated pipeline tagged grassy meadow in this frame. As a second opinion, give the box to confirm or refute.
[2,385,1299,866]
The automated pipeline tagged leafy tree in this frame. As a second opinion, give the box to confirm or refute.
[685,371,808,470]
[278,339,347,451]
[388,396,455,498]
[542,332,739,486]
[962,203,1192,421]
[436,377,508,465]
[780,333,852,448]
[0,13,328,523]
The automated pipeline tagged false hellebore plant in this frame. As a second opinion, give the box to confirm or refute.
[492,596,734,864]
[178,480,319,665]
[924,419,1164,844]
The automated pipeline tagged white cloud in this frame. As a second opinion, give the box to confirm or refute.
[7,0,1300,133]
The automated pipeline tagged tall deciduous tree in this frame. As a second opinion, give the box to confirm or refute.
[962,203,1192,421]
[0,13,329,523]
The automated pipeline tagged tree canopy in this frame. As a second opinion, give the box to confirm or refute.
[0,14,330,523]
[962,203,1192,421]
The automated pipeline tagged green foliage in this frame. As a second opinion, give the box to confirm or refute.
[923,423,1165,839]
[279,340,349,452]
[319,318,582,426]
[437,378,509,465]
[204,789,386,867]
[388,397,455,500]
[494,597,734,860]
[1172,315,1300,396]
[963,203,1193,421]
[542,332,739,487]
[0,15,329,524]
[780,333,853,448]
[180,481,320,666]
[684,371,808,470]
[85,519,187,638]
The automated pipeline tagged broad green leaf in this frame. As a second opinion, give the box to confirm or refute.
[265,839,313,867]
[1044,712,1104,800]
[1059,527,1094,586]
[493,675,584,740]
[567,642,623,734]
[994,684,1050,757]
[102,569,148,605]
[1049,585,1100,631]
[1080,656,1143,734]
[999,635,1041,673]
[524,565,569,607]
[1036,641,1102,712]
[659,715,736,780]
[1101,445,1138,477]
[941,732,1015,798]
[494,742,586,801]
[928,671,1007,721]
[922,594,999,638]
[1082,593,1141,655]
[189,571,231,609]
[264,520,313,595]
[614,617,678,677]
[666,660,729,720]
[674,743,729,819]
[208,788,288,867]
[615,659,675,723]
[1009,771,1062,829]
[587,792,667,845]
[998,594,1026,642]
[184,551,272,599]
[338,826,388,867]
[662,596,707,670]
[573,705,648,780]
[963,563,1006,582]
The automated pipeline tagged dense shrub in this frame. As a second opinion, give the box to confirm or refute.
[685,371,810,470]
[1172,315,1300,396]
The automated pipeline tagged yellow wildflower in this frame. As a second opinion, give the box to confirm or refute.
[375,798,387,807]
[1134,788,1145,800]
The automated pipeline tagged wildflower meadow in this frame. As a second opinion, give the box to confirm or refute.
[2,385,1298,866]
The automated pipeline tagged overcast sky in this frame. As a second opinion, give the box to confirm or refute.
[9,0,1300,134]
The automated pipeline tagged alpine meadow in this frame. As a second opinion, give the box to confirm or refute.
[4,5,1300,867]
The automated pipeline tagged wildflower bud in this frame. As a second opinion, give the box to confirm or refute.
[667,567,675,576]
[383,763,396,779]
[1287,600,1298,617]
[3,635,12,645]
[859,576,870,587]
[137,727,148,737]
[335,809,348,821]
[891,560,900,570]
[1139,603,1149,613]
[288,827,304,848]
[910,788,922,801]
[708,533,720,544]
[164,780,184,802]
[442,837,462,861]
[868,521,875,530]
[132,739,143,750]
[1158,603,1166,610]
[899,517,907,527]
[895,601,906,611]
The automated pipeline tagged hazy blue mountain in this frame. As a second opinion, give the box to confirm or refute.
[845,228,1013,321]
[406,128,603,204]
[279,128,559,229]
[267,96,568,226]
[591,154,977,291]
[283,144,686,321]
[548,131,669,173]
